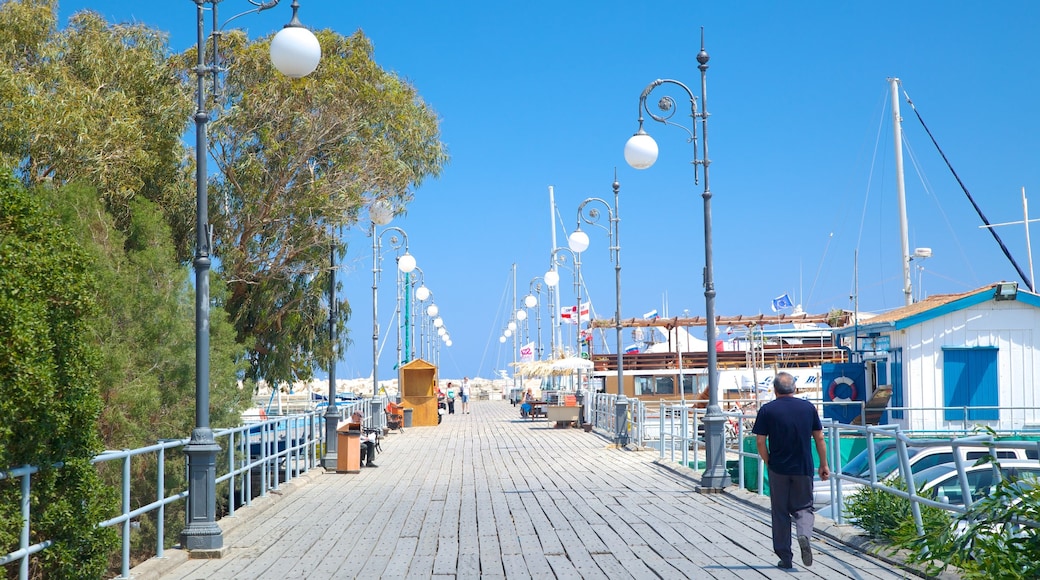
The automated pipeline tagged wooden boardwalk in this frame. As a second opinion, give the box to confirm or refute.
[132,400,926,580]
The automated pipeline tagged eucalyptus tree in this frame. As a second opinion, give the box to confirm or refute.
[202,29,449,385]
[0,0,194,235]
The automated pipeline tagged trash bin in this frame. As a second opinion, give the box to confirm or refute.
[403,407,413,428]
[336,421,361,473]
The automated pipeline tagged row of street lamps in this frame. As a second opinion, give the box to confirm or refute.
[502,29,724,485]
[184,0,725,554]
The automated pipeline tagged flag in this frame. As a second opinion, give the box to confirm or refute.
[624,344,640,354]
[519,342,535,363]
[579,328,592,343]
[579,301,591,322]
[560,305,576,323]
[642,309,658,320]
[771,293,793,312]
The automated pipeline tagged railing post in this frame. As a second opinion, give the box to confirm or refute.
[121,452,131,579]
[157,446,165,559]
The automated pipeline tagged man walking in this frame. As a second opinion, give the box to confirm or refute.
[752,372,830,569]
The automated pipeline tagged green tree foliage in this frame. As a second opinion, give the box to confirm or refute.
[41,183,248,446]
[198,29,449,385]
[0,172,118,578]
[0,0,193,233]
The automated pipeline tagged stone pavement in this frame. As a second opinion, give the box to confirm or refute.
[131,400,933,579]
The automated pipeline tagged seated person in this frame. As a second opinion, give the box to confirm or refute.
[520,388,535,417]
[351,410,378,468]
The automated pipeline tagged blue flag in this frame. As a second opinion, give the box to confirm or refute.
[771,294,793,312]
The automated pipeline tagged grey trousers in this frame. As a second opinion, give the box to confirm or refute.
[767,469,815,562]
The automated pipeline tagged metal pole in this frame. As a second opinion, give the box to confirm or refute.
[625,30,725,488]
[323,238,339,468]
[697,38,728,489]
[404,272,412,363]
[182,0,222,552]
[613,178,627,445]
[371,222,380,397]
[889,77,913,307]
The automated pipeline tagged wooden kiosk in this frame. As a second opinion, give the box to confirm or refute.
[400,358,439,426]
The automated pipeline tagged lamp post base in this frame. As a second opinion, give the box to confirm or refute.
[700,412,729,489]
[181,432,224,552]
[323,405,340,470]
[614,395,629,446]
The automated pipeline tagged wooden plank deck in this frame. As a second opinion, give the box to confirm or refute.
[131,400,929,579]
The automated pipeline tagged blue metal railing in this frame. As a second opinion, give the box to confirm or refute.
[2,396,390,580]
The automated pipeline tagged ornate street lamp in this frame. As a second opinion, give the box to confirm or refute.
[570,176,624,444]
[545,247,579,390]
[184,0,320,553]
[372,226,411,402]
[623,29,727,488]
[525,278,544,360]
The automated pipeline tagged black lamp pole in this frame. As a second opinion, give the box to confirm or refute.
[182,0,320,551]
[625,29,726,488]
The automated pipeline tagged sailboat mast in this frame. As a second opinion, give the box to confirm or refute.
[549,186,560,358]
[889,77,913,306]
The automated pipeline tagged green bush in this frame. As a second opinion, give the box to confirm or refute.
[843,469,1040,579]
[0,174,118,578]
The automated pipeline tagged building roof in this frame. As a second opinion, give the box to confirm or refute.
[835,282,1040,337]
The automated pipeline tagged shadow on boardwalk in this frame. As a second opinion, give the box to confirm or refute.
[132,400,936,579]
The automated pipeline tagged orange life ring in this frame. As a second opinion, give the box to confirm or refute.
[258,408,268,420]
[828,377,857,402]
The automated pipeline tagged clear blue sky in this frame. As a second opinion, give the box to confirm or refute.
[58,1,1040,381]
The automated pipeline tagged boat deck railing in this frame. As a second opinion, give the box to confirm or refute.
[590,347,847,372]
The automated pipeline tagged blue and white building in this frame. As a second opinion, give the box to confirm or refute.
[828,282,1040,433]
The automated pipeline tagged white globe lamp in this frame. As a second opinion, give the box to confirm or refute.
[270,26,321,78]
[397,253,416,273]
[544,270,560,287]
[524,294,538,308]
[624,130,659,169]
[369,200,393,226]
[568,230,590,253]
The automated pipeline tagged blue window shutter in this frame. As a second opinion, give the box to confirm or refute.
[942,347,998,422]
[890,349,904,419]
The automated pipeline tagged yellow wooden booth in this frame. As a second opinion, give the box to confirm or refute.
[400,358,439,426]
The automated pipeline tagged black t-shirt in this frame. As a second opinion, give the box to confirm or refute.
[751,396,822,476]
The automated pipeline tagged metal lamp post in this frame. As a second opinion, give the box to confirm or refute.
[526,278,544,360]
[569,176,625,445]
[544,247,579,390]
[415,281,433,360]
[321,230,340,470]
[399,252,417,365]
[184,0,320,552]
[372,226,410,402]
[623,29,726,488]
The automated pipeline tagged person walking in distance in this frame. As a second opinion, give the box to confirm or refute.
[752,372,829,569]
[459,377,471,414]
